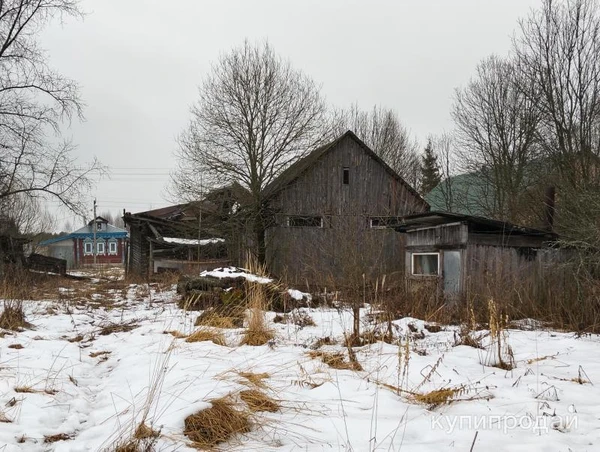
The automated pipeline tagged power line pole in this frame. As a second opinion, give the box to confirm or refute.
[93,199,97,267]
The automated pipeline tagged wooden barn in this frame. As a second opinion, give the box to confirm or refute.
[394,211,562,297]
[264,130,429,285]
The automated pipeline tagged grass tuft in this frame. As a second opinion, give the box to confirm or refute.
[238,371,270,389]
[185,328,226,346]
[239,389,279,413]
[307,350,361,371]
[195,307,244,329]
[240,281,275,346]
[413,387,461,408]
[183,397,251,448]
[0,300,28,331]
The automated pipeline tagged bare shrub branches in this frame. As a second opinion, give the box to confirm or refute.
[0,1,103,217]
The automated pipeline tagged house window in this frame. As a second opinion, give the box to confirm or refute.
[108,241,118,255]
[97,241,105,254]
[287,215,323,227]
[412,253,439,276]
[343,167,350,185]
[84,241,93,255]
[369,217,402,229]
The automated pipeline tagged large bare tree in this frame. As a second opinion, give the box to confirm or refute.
[452,55,541,222]
[334,104,421,187]
[173,41,328,263]
[0,0,102,221]
[515,0,600,188]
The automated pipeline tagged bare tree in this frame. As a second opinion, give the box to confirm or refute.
[172,40,328,263]
[428,133,457,212]
[452,55,541,222]
[0,0,102,220]
[515,0,600,188]
[334,104,421,187]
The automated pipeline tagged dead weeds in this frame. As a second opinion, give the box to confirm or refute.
[185,328,226,346]
[239,389,279,413]
[307,350,362,371]
[44,433,73,443]
[183,397,251,448]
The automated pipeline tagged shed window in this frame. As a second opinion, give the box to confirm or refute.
[84,242,93,255]
[412,253,439,276]
[369,217,402,229]
[343,167,350,185]
[108,241,118,254]
[287,215,323,227]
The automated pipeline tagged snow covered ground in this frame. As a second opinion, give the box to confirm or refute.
[1,273,599,451]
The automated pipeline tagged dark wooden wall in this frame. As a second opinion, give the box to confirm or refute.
[127,224,150,278]
[266,134,427,285]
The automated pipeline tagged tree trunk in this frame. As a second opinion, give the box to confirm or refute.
[254,215,266,266]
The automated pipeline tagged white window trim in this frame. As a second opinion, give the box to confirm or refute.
[411,252,440,276]
[286,215,324,228]
[83,241,93,255]
[108,241,118,255]
[97,241,105,255]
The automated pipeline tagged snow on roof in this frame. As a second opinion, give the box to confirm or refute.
[162,237,225,246]
[200,266,272,284]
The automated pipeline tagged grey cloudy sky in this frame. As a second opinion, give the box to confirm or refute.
[42,0,540,227]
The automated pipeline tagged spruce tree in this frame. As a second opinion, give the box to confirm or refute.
[421,139,442,195]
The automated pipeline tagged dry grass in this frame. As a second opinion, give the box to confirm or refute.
[413,387,462,408]
[164,330,188,339]
[14,386,57,395]
[0,300,28,330]
[183,397,251,448]
[99,320,139,336]
[195,307,244,329]
[89,350,111,358]
[238,371,270,389]
[239,389,279,413]
[44,433,73,443]
[134,422,159,440]
[307,350,361,371]
[311,336,336,349]
[240,281,274,346]
[8,343,24,349]
[185,328,226,346]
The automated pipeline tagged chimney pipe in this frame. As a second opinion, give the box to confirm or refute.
[544,186,556,232]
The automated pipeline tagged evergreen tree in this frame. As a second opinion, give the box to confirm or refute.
[421,139,442,195]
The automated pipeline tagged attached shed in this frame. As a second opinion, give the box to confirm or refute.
[395,211,561,297]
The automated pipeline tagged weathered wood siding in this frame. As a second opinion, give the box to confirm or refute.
[464,244,568,300]
[127,224,150,278]
[266,134,427,284]
[405,223,468,250]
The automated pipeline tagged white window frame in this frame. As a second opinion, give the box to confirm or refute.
[286,215,324,228]
[83,241,93,255]
[108,240,118,255]
[411,252,440,276]
[97,241,105,255]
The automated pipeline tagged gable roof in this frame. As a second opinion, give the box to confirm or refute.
[263,130,427,206]
[40,222,128,246]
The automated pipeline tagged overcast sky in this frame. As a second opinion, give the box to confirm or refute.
[42,0,541,228]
